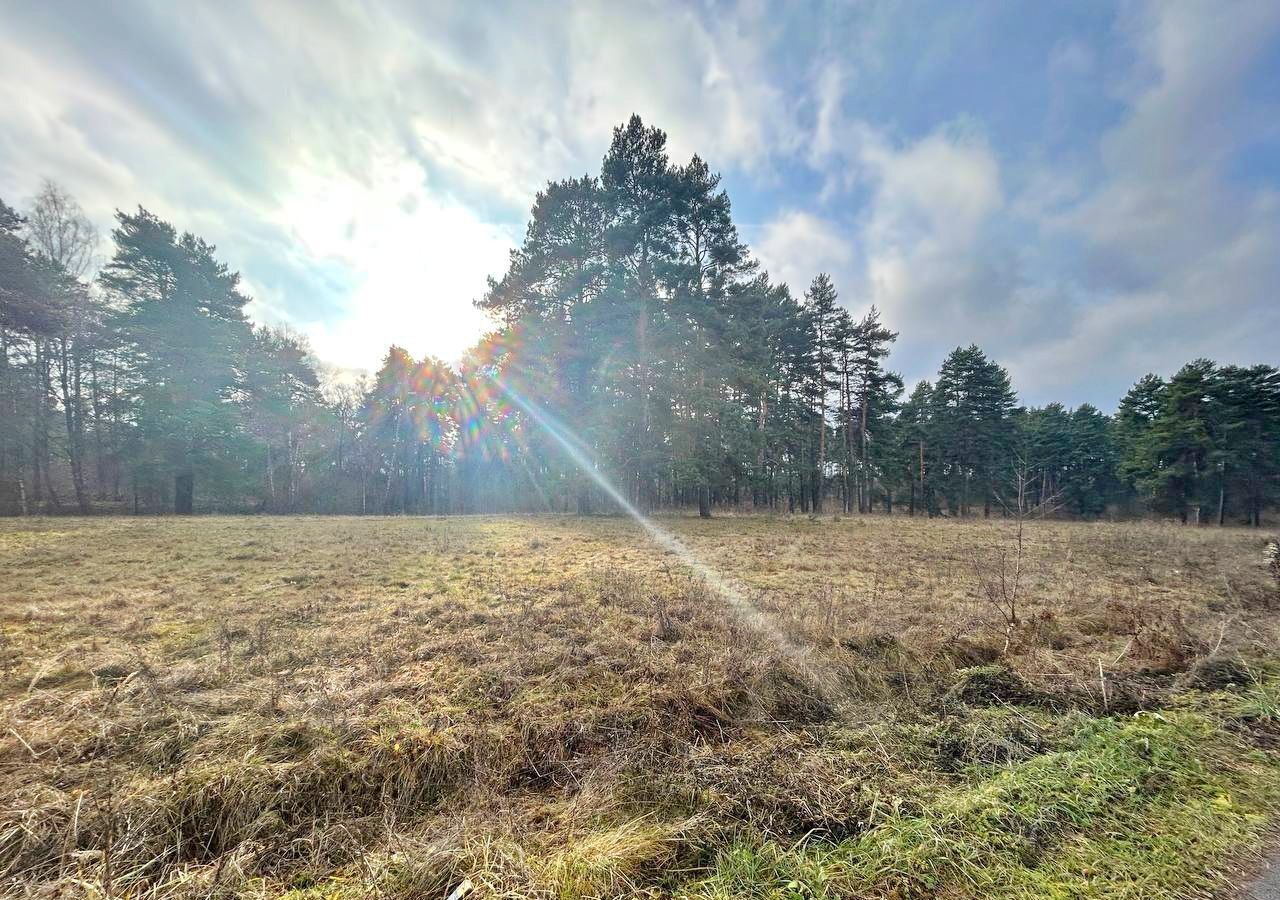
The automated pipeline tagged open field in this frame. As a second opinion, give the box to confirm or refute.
[3,514,1280,899]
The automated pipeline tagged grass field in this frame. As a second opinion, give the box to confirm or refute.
[3,514,1280,898]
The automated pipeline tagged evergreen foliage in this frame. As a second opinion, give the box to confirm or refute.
[1,118,1277,521]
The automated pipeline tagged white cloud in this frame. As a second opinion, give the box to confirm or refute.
[3,0,1277,406]
[800,57,1017,377]
[1066,2,1280,266]
[0,0,798,370]
[834,122,1014,379]
[859,127,1002,257]
[753,211,853,298]
[798,0,1280,404]
[1024,0,1280,399]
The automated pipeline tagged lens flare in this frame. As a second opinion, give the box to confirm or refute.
[491,374,847,701]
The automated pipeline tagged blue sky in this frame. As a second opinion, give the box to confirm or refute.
[1,0,1277,407]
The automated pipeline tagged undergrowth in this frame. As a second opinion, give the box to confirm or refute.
[3,515,1280,898]
[686,683,1280,899]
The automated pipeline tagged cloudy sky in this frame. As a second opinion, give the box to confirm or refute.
[2,1,1277,407]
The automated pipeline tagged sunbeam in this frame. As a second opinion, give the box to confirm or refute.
[491,373,848,702]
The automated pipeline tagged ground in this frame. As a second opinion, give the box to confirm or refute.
[2,514,1280,898]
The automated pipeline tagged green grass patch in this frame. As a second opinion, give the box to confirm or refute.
[682,687,1280,899]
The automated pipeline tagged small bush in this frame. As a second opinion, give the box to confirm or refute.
[943,665,1042,708]
[1182,653,1255,691]
[929,707,1051,771]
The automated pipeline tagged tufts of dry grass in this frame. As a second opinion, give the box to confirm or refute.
[1,514,1278,898]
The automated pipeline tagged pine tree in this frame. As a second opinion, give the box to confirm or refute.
[1209,365,1280,526]
[930,345,1017,516]
[890,380,933,515]
[801,273,841,513]
[480,175,608,513]
[669,153,754,516]
[1065,404,1118,517]
[600,115,680,510]
[101,208,254,513]
[843,306,900,512]
[0,199,50,514]
[8,118,1279,522]
[245,326,323,512]
[1116,374,1166,506]
[1134,360,1216,523]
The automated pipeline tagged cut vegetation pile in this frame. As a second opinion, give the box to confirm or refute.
[2,514,1279,898]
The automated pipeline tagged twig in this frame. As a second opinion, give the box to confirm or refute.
[27,648,72,694]
[1112,637,1134,665]
[1098,658,1108,713]
[1211,616,1230,655]
[7,726,40,760]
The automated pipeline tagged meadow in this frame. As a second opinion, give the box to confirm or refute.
[2,514,1280,899]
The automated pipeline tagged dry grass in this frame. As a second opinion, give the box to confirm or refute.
[1,513,1278,898]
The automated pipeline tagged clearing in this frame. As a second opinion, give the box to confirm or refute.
[2,514,1280,899]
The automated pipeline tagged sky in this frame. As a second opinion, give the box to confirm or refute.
[1,0,1278,408]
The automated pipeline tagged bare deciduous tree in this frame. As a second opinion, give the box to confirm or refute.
[25,180,98,279]
[974,454,1063,653]
[26,182,102,513]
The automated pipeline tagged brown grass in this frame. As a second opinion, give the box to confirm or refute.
[1,513,1277,898]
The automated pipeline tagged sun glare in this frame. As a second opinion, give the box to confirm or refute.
[279,153,512,369]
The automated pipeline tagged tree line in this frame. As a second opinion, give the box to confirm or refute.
[2,117,1277,522]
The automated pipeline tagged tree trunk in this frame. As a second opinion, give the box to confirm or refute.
[90,352,107,498]
[174,470,194,514]
[814,368,827,515]
[60,352,91,514]
[31,341,46,512]
[698,484,711,518]
[110,349,123,500]
[43,469,61,512]
[384,411,402,513]
[266,442,276,508]
[814,433,825,513]
[842,363,853,514]
[859,395,869,513]
[69,340,90,513]
[918,441,925,518]
[402,441,412,514]
[0,325,24,515]
[288,429,300,510]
